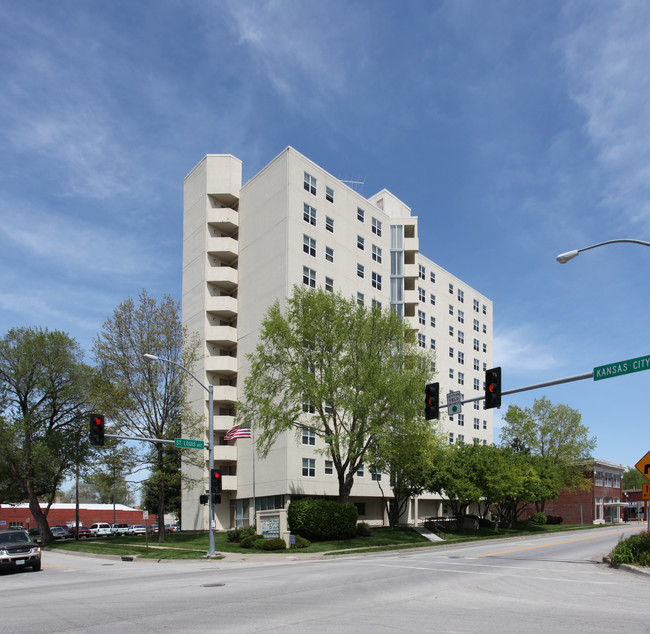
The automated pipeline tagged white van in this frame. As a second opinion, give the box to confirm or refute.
[89,523,112,537]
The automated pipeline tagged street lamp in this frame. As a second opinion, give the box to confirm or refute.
[556,239,650,264]
[143,353,216,557]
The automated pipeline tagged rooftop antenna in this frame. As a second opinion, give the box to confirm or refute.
[340,178,365,192]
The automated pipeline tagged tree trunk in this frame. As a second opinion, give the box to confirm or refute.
[26,482,52,544]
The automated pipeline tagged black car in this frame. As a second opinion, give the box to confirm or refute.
[0,530,41,572]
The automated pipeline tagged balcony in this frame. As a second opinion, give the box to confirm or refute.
[205,355,237,376]
[207,236,238,264]
[207,208,239,233]
[221,474,237,492]
[210,385,237,404]
[404,288,419,306]
[404,236,419,254]
[205,294,237,319]
[211,415,236,433]
[205,325,237,347]
[213,444,237,462]
[404,263,418,280]
[206,264,237,291]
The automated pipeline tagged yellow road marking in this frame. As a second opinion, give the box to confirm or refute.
[477,526,640,558]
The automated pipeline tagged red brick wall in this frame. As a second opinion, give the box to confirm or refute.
[0,506,156,528]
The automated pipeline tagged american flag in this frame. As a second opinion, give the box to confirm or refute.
[224,425,252,441]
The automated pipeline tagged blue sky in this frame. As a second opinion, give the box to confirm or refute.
[1,1,649,470]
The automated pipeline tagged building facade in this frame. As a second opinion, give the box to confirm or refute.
[181,147,494,531]
[539,459,625,524]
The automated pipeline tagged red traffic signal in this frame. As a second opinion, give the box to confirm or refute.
[484,367,502,410]
[89,413,105,446]
[210,468,222,493]
[425,383,440,420]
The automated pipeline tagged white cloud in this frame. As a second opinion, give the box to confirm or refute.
[494,326,558,373]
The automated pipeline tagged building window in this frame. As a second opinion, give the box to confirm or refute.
[449,347,454,358]
[458,331,464,344]
[474,299,480,312]
[418,310,426,326]
[430,338,436,350]
[325,277,334,292]
[474,318,480,332]
[303,234,316,257]
[449,432,454,444]
[371,217,382,236]
[302,399,315,413]
[357,207,365,222]
[325,246,334,262]
[372,244,382,263]
[449,369,454,379]
[357,263,365,278]
[371,468,382,482]
[458,434,464,444]
[474,418,480,430]
[482,304,487,315]
[304,172,317,195]
[430,293,436,306]
[483,343,487,353]
[418,333,426,348]
[458,310,464,324]
[449,304,454,316]
[474,378,480,391]
[458,289,464,303]
[418,287,426,302]
[357,235,365,250]
[483,419,487,430]
[458,351,464,364]
[474,401,480,410]
[458,414,464,426]
[357,292,364,305]
[325,460,333,475]
[302,458,315,477]
[303,203,316,226]
[372,271,382,290]
[449,283,454,295]
[430,271,436,283]
[326,186,334,203]
[303,266,316,288]
[473,338,480,352]
[325,216,334,233]
[302,427,316,445]
[473,358,480,371]
[483,324,487,334]
[458,372,464,385]
[418,264,426,280]
[430,316,436,328]
[357,464,364,476]
[449,326,454,337]
[372,299,382,310]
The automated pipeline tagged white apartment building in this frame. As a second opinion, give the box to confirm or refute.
[181,147,493,531]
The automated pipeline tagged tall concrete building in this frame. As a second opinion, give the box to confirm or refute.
[181,147,493,531]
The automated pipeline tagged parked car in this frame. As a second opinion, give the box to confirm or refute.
[88,523,112,537]
[49,526,68,540]
[51,525,72,538]
[0,529,41,572]
[129,525,147,535]
[165,524,180,533]
[111,524,130,536]
[69,526,91,539]
[146,524,159,534]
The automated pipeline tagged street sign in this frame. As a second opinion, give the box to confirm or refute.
[643,484,650,500]
[447,390,462,416]
[174,438,204,449]
[593,354,650,381]
[634,450,650,477]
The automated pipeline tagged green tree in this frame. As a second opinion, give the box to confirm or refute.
[622,465,650,490]
[92,290,200,542]
[500,396,597,508]
[0,327,93,543]
[141,445,181,521]
[371,423,443,527]
[238,286,433,503]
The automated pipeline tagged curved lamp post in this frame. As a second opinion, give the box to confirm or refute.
[143,353,216,557]
[557,239,650,264]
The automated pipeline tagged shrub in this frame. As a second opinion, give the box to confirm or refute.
[240,534,264,548]
[288,498,358,541]
[545,515,563,525]
[610,531,650,566]
[356,522,372,537]
[227,526,257,543]
[259,538,287,551]
[294,535,311,549]
[529,512,547,526]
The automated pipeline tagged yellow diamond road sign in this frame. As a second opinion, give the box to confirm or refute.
[634,451,650,478]
[643,484,650,500]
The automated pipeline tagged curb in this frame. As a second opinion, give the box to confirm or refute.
[602,555,650,577]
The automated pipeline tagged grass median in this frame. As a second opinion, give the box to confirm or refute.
[43,522,612,559]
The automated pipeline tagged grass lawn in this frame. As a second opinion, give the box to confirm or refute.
[44,522,609,559]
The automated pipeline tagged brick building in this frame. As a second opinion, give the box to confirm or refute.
[540,459,624,525]
[622,489,647,522]
[0,503,155,530]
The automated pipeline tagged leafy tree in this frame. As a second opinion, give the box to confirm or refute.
[141,445,181,521]
[371,423,443,527]
[238,286,433,503]
[622,465,650,490]
[500,396,597,508]
[92,290,200,542]
[0,327,93,543]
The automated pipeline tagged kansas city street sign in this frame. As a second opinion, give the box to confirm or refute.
[593,354,650,381]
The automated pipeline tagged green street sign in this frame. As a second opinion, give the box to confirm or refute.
[593,354,650,381]
[174,438,205,449]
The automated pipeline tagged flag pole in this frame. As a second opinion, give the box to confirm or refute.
[251,422,256,529]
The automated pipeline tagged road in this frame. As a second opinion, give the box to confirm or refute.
[2,525,648,633]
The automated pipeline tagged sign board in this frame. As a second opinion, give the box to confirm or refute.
[261,515,281,539]
[594,354,650,381]
[635,451,650,478]
[142,511,149,520]
[174,438,205,449]
[447,391,462,416]
[643,484,650,500]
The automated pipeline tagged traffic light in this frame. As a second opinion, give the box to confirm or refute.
[89,413,105,446]
[484,367,502,409]
[199,494,209,505]
[425,383,440,420]
[210,468,222,493]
